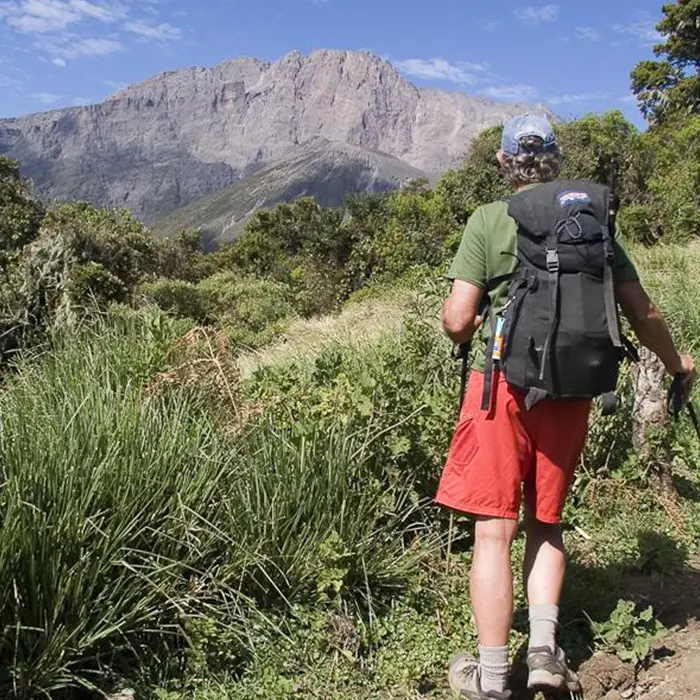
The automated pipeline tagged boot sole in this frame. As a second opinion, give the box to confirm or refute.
[528,668,566,690]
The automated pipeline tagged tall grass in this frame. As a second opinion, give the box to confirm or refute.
[0,314,433,697]
[634,241,700,353]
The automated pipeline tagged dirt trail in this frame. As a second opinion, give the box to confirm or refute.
[576,554,700,700]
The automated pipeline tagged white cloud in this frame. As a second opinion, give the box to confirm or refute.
[482,20,499,33]
[394,57,489,86]
[574,26,600,42]
[0,0,176,64]
[614,11,664,47]
[124,19,182,41]
[0,74,20,88]
[479,84,539,102]
[546,91,611,106]
[514,4,559,26]
[32,90,62,104]
[71,95,92,105]
[621,94,637,104]
[35,34,123,59]
[0,0,125,33]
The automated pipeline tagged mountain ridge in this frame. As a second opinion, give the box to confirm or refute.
[152,137,430,246]
[0,49,547,223]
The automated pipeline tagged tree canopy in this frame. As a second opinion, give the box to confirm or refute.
[632,0,700,123]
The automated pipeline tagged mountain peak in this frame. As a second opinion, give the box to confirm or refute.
[0,49,542,223]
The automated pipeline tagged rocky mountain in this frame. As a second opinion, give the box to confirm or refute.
[0,49,542,225]
[152,138,428,246]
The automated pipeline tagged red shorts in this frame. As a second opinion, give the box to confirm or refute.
[436,371,591,524]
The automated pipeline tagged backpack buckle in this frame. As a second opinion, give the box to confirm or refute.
[546,249,559,273]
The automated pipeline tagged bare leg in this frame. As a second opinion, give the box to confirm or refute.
[470,516,519,646]
[522,509,582,697]
[523,507,566,606]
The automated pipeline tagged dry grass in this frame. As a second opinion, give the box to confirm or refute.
[237,292,411,377]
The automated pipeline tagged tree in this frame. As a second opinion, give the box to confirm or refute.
[557,111,637,188]
[436,126,509,225]
[0,157,44,267]
[631,0,700,123]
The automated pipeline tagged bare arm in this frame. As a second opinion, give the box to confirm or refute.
[442,279,484,346]
[616,280,696,393]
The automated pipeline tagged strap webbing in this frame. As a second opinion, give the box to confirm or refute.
[539,232,560,383]
[481,329,496,412]
[456,342,471,413]
[602,217,622,349]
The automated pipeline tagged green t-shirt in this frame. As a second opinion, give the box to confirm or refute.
[447,189,639,371]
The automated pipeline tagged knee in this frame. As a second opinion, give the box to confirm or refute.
[474,517,518,550]
[524,512,563,546]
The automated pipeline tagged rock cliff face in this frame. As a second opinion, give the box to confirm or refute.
[0,49,538,222]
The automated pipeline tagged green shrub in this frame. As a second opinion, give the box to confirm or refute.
[0,316,432,696]
[197,273,296,348]
[142,278,209,323]
[0,156,44,264]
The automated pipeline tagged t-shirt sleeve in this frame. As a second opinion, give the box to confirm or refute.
[613,222,639,283]
[446,208,488,287]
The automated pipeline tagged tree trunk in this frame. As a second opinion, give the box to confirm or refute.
[632,347,668,453]
[632,347,674,490]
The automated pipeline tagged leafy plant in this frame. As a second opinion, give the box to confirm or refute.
[590,600,667,666]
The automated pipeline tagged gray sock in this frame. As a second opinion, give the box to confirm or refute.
[478,645,509,694]
[529,603,559,651]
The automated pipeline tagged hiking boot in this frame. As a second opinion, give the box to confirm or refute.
[527,646,583,700]
[447,652,512,699]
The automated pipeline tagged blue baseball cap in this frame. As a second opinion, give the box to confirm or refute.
[501,113,557,155]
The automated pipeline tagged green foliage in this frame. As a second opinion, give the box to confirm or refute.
[558,111,637,186]
[0,201,159,361]
[141,278,209,322]
[436,126,509,224]
[344,187,455,291]
[646,116,700,243]
[631,0,700,123]
[155,228,211,282]
[143,273,295,348]
[247,288,457,502]
[0,156,44,266]
[0,316,434,697]
[591,601,667,666]
[230,198,345,280]
[197,273,295,347]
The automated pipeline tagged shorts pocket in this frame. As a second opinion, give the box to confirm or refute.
[447,417,479,470]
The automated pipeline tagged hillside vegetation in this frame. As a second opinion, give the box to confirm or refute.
[1,4,700,698]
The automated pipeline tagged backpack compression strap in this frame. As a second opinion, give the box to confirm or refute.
[602,195,622,350]
[539,230,560,383]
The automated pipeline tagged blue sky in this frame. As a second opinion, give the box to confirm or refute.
[0,0,667,124]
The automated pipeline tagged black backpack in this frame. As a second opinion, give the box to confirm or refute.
[481,179,636,415]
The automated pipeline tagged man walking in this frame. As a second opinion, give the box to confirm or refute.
[436,113,696,699]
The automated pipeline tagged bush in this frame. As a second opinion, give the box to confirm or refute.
[197,273,296,348]
[0,316,434,697]
[0,156,44,265]
[141,278,209,323]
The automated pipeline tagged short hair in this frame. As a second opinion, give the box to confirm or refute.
[500,135,563,186]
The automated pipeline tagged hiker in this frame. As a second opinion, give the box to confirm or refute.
[436,113,696,700]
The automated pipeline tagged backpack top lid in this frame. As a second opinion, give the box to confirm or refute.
[507,180,610,238]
